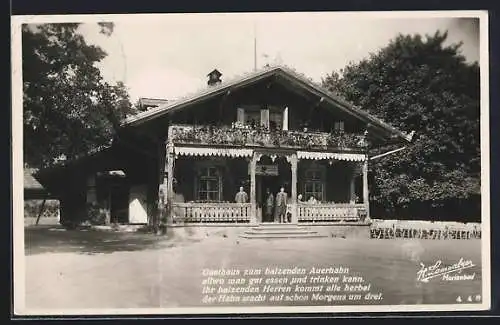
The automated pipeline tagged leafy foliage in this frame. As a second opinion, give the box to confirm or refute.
[322,31,480,218]
[170,124,366,150]
[22,23,134,168]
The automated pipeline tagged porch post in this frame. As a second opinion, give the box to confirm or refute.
[362,156,370,218]
[349,166,356,204]
[166,144,175,224]
[290,153,298,224]
[249,152,257,224]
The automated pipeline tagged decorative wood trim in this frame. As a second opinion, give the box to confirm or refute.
[171,202,251,223]
[297,203,365,222]
[362,157,369,218]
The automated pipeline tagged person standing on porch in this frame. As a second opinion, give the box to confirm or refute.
[265,188,274,222]
[235,186,248,203]
[275,187,288,223]
[308,196,317,204]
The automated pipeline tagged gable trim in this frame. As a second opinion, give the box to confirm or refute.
[122,68,279,126]
[122,66,413,143]
[275,70,412,142]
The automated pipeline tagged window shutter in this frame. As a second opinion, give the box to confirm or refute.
[283,106,289,130]
[261,108,270,129]
[237,107,245,124]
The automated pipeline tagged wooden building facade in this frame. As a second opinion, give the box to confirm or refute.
[36,66,412,226]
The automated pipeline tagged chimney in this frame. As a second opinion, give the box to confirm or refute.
[207,69,222,86]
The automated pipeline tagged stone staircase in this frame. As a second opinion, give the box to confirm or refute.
[239,223,328,239]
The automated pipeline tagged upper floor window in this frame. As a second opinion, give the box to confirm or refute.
[196,166,221,202]
[244,109,261,128]
[236,105,286,130]
[269,111,283,131]
[334,120,345,132]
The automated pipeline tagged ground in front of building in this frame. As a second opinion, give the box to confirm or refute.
[22,226,482,311]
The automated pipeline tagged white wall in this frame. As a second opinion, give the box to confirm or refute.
[129,185,148,224]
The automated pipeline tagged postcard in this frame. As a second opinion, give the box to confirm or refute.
[12,10,490,315]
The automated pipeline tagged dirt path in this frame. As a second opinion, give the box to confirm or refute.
[22,232,483,312]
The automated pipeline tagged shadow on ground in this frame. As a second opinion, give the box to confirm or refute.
[24,225,200,255]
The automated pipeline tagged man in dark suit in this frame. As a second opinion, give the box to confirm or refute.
[275,187,287,223]
[235,186,248,203]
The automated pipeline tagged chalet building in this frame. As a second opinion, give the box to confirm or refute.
[36,65,413,228]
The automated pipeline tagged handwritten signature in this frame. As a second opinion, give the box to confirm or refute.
[416,258,475,283]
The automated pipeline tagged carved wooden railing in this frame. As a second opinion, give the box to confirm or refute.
[369,220,482,240]
[297,203,367,222]
[171,202,251,223]
[169,124,367,151]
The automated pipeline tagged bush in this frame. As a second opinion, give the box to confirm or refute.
[86,202,108,225]
[24,200,60,218]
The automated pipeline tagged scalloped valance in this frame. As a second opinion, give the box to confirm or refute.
[297,151,366,161]
[175,147,253,158]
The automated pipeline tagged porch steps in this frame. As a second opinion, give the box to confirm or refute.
[239,223,328,239]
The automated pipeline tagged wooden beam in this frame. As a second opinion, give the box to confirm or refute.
[362,158,369,218]
[277,72,410,141]
[370,146,407,160]
[166,145,175,225]
[219,89,232,121]
[290,154,298,224]
[307,96,325,122]
[124,69,280,126]
[35,198,47,226]
[249,152,257,224]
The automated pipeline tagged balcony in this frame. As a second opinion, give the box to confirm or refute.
[169,124,367,151]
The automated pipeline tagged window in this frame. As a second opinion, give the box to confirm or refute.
[334,120,345,132]
[304,169,325,202]
[269,111,283,130]
[244,109,261,127]
[196,166,221,202]
[236,106,284,130]
[86,175,97,203]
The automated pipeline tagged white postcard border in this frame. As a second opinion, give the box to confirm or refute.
[11,10,491,316]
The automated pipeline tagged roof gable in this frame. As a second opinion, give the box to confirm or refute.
[122,65,413,142]
[24,168,44,190]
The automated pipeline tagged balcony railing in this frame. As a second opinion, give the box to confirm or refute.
[169,124,367,151]
[171,202,251,223]
[297,203,367,222]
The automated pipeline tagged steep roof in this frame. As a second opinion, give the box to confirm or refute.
[24,168,56,199]
[138,97,169,108]
[121,65,413,142]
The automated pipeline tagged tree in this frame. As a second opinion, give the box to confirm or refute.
[323,31,480,220]
[22,23,134,168]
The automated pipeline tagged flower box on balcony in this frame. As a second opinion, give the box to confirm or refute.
[169,125,367,151]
